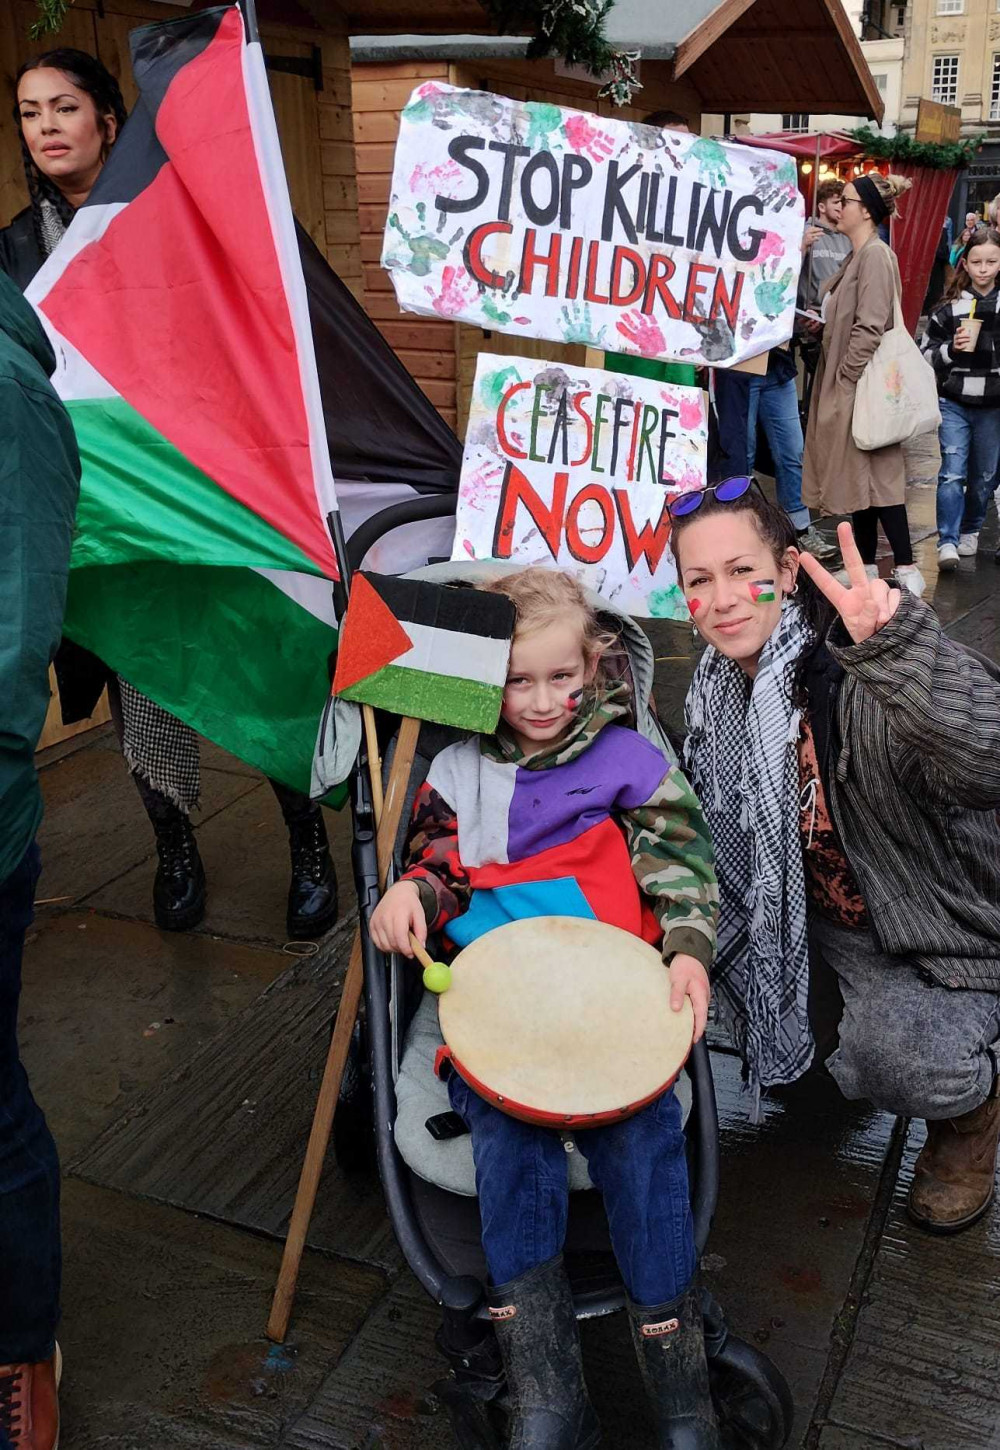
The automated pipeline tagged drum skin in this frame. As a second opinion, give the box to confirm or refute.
[436,915,694,1127]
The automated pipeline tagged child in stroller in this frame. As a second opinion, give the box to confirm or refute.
[371,566,720,1447]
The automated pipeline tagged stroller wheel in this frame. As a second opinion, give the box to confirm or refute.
[709,1334,795,1450]
[332,1017,376,1174]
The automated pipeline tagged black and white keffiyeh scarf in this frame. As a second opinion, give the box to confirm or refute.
[684,602,815,1117]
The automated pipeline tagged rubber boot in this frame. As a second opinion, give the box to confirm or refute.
[907,1087,1000,1234]
[627,1286,721,1450]
[488,1255,600,1449]
[286,808,339,939]
[152,814,206,931]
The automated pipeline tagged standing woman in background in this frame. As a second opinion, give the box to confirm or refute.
[802,173,926,597]
[1,49,339,940]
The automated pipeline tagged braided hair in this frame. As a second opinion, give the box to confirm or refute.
[13,49,127,257]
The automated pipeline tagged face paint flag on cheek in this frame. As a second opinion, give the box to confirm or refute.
[749,579,776,604]
[567,688,584,710]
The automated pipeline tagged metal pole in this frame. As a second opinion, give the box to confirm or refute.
[239,0,260,44]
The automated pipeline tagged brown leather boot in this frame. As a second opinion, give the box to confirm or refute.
[907,1093,1000,1234]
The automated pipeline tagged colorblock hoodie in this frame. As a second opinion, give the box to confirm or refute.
[401,689,718,968]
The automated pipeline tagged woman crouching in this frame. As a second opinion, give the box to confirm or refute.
[672,476,1000,1233]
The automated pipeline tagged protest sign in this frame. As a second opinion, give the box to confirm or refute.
[454,354,707,618]
[382,84,804,369]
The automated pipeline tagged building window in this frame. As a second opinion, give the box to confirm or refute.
[992,55,1000,119]
[936,0,963,12]
[872,72,888,92]
[781,112,809,130]
[931,54,959,105]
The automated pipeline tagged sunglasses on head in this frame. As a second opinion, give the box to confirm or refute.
[667,474,763,518]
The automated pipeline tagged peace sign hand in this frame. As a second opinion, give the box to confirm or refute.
[798,522,902,645]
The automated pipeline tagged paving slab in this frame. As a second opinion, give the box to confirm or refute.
[19,910,290,1160]
[35,743,261,908]
[87,782,357,948]
[71,913,402,1274]
[60,1178,388,1450]
[818,1121,1000,1450]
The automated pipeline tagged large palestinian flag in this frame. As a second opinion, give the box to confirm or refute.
[28,6,458,796]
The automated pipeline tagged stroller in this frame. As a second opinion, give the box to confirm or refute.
[333,509,794,1450]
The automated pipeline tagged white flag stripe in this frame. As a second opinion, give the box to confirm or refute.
[27,201,126,403]
[396,619,510,687]
[242,33,340,523]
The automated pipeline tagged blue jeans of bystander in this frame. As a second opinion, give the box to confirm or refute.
[448,1070,695,1307]
[746,374,810,532]
[936,396,1000,547]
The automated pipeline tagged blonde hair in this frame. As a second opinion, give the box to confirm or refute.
[483,568,615,669]
[867,171,912,217]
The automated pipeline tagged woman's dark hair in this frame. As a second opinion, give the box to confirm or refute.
[939,225,1000,308]
[13,49,127,254]
[669,482,835,693]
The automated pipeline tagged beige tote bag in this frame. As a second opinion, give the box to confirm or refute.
[852,294,940,451]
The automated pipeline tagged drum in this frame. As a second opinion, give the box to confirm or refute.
[435,915,694,1128]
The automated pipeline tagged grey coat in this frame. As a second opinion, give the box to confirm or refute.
[823,590,1000,992]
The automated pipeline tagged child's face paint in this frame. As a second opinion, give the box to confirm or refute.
[748,579,776,604]
[501,622,591,756]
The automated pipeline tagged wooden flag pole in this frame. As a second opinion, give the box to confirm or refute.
[267,711,419,1343]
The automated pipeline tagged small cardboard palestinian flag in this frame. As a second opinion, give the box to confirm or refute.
[334,575,515,733]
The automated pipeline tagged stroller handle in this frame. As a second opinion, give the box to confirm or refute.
[346,492,458,575]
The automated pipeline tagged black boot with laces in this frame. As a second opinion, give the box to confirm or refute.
[152,814,207,932]
[286,808,339,939]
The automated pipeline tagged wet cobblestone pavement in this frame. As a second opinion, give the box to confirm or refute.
[21,480,1000,1449]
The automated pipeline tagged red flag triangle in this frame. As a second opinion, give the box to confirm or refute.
[334,573,413,694]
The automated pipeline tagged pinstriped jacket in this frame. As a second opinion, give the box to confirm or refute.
[810,590,1000,992]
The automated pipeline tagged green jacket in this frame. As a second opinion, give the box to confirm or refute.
[0,272,80,885]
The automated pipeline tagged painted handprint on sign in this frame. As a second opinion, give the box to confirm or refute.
[748,157,800,212]
[388,206,450,277]
[525,102,564,149]
[686,138,731,190]
[563,113,616,164]
[427,265,476,317]
[617,310,666,357]
[754,267,794,320]
[559,300,607,346]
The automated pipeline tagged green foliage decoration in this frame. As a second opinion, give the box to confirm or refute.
[848,124,984,171]
[480,0,641,105]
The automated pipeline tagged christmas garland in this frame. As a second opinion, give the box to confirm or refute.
[480,0,641,105]
[29,0,642,104]
[848,125,984,170]
[29,0,70,40]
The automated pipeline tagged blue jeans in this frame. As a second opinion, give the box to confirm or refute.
[936,397,1000,547]
[448,1072,696,1307]
[712,370,809,531]
[746,374,810,532]
[0,845,61,1369]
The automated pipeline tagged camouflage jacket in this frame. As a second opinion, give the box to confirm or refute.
[401,690,718,968]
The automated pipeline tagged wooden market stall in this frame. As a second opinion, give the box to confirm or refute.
[351,0,885,431]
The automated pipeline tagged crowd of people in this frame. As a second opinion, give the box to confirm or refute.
[4,54,1000,1450]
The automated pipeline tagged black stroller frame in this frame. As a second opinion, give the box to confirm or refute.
[336,499,794,1450]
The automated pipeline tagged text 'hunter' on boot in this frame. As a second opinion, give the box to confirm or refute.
[488,1255,600,1450]
[286,808,339,939]
[628,1285,721,1450]
[152,815,206,932]
[907,1088,1000,1233]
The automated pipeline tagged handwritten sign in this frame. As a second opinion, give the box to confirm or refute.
[383,84,804,368]
[453,354,707,618]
